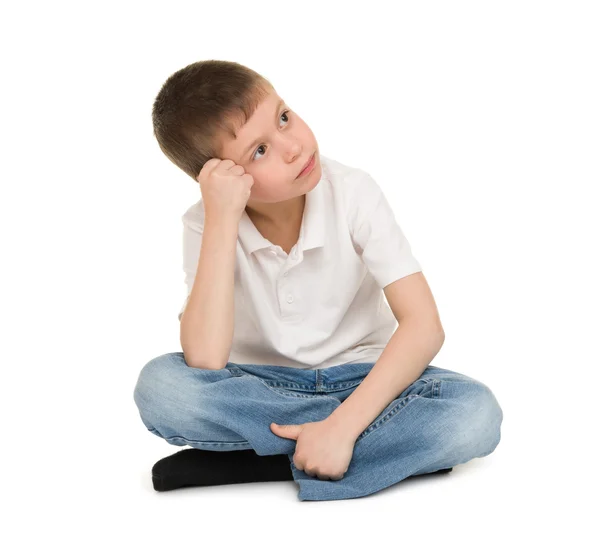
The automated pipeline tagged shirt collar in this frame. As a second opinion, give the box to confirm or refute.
[237,166,327,255]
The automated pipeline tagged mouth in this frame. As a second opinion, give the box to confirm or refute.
[296,152,316,179]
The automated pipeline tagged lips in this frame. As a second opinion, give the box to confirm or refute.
[297,152,315,178]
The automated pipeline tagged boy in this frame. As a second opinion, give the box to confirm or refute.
[133,59,503,502]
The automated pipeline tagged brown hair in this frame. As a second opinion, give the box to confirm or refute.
[151,59,274,182]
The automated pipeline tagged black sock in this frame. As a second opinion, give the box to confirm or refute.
[151,448,453,492]
[151,448,294,491]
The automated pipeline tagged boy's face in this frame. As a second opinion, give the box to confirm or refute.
[216,89,321,212]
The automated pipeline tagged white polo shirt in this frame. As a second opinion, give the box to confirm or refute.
[179,154,422,370]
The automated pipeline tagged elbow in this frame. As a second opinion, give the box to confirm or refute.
[433,324,445,347]
[417,320,445,348]
[405,315,445,344]
[437,332,445,351]
[438,327,446,343]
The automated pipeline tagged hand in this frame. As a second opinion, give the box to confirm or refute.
[270,418,357,481]
[197,158,254,224]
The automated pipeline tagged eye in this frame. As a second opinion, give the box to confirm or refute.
[251,110,291,162]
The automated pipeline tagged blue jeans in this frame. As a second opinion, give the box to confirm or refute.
[133,352,503,501]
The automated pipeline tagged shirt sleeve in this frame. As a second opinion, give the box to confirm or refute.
[179,212,204,321]
[349,171,422,289]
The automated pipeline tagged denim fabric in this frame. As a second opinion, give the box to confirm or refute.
[133,352,503,501]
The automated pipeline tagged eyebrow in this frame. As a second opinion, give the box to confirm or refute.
[240,99,285,161]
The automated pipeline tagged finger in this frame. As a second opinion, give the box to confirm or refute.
[305,467,321,478]
[197,158,221,180]
[229,164,246,176]
[219,159,238,170]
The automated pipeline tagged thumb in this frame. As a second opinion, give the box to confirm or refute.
[270,422,302,439]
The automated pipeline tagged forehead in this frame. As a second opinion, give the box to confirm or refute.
[219,91,283,153]
[236,92,282,135]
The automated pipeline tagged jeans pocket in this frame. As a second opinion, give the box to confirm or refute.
[399,377,437,398]
[355,394,420,442]
[355,379,442,443]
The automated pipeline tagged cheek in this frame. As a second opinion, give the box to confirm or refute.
[255,168,282,185]
[247,175,272,196]
[297,117,313,137]
[250,175,290,200]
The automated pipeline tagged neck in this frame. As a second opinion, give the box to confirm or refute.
[246,196,305,228]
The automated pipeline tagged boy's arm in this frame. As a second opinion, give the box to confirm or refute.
[327,272,445,439]
[180,216,238,369]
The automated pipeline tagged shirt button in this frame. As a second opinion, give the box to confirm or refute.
[270,250,277,256]
[287,295,294,303]
[283,271,289,277]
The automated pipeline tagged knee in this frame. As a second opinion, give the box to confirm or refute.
[461,382,504,456]
[133,352,185,422]
[440,378,502,457]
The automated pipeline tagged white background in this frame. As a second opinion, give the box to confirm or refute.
[2,0,597,533]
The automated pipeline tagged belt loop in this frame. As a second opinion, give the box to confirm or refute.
[315,369,323,393]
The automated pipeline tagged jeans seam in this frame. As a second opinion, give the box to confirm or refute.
[241,375,314,398]
[355,379,443,443]
[244,376,340,405]
[232,367,325,399]
[355,394,420,443]
[162,434,251,446]
[230,365,364,393]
